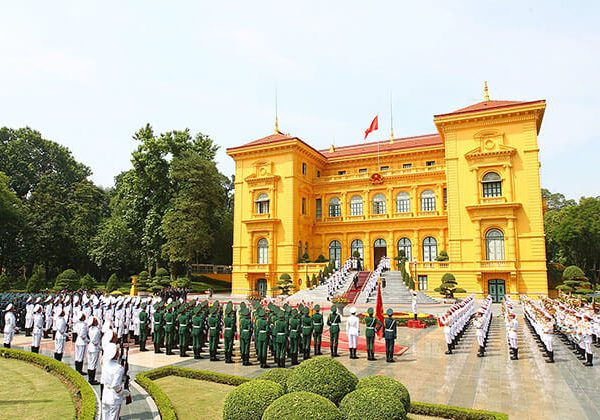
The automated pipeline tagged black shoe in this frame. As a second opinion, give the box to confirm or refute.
[88,370,99,385]
[445,344,453,355]
[546,351,554,363]
[585,353,593,367]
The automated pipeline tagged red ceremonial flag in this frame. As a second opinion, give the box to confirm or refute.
[375,279,384,339]
[364,115,379,140]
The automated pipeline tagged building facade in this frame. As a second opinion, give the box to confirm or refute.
[226,94,548,301]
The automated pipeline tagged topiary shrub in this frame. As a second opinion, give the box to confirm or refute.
[80,274,96,290]
[356,375,410,412]
[106,273,119,292]
[54,269,80,291]
[340,387,407,420]
[286,356,358,405]
[263,391,344,420]
[256,368,292,392]
[137,271,150,292]
[222,379,283,420]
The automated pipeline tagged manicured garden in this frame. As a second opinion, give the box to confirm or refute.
[136,358,508,420]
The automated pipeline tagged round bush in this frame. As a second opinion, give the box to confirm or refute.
[286,356,358,405]
[356,375,411,411]
[340,387,407,420]
[222,379,283,420]
[256,368,292,392]
[263,391,344,420]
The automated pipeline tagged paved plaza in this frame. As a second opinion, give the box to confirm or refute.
[9,302,600,420]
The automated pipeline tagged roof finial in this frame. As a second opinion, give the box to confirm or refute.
[274,86,280,134]
[483,80,490,102]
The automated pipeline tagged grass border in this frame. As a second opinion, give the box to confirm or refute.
[0,348,96,420]
[136,366,508,420]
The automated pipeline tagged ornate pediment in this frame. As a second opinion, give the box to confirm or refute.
[465,130,516,162]
[244,160,280,186]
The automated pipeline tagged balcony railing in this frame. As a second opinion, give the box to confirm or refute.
[246,263,272,273]
[314,165,446,184]
[479,260,515,270]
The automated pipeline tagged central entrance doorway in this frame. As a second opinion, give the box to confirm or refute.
[488,279,506,303]
[373,238,387,268]
[256,278,267,297]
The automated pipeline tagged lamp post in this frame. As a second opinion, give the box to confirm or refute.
[413,258,419,291]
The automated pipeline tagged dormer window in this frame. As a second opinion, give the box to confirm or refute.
[255,193,270,214]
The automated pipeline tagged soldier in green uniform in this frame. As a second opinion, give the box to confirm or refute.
[208,302,220,361]
[289,308,300,365]
[177,306,190,357]
[274,310,288,367]
[297,304,305,356]
[239,307,252,365]
[256,308,270,368]
[301,307,313,360]
[327,305,341,357]
[152,303,164,353]
[223,306,236,363]
[164,305,175,355]
[312,305,324,355]
[364,307,382,361]
[191,305,203,359]
[384,308,397,362]
[139,303,149,352]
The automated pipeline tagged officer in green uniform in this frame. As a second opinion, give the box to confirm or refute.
[327,305,341,357]
[301,307,313,360]
[239,307,252,365]
[208,302,220,361]
[274,310,288,367]
[364,307,382,360]
[164,305,175,355]
[223,306,236,363]
[297,304,305,356]
[139,303,148,352]
[177,307,190,357]
[384,308,397,363]
[288,308,300,365]
[312,305,324,355]
[256,308,270,368]
[152,303,164,353]
[191,305,203,359]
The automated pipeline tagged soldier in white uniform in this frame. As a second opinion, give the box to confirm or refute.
[87,316,102,384]
[506,313,519,360]
[346,307,360,359]
[43,296,53,338]
[74,312,89,375]
[582,314,594,367]
[3,303,16,348]
[31,304,44,353]
[54,308,67,361]
[101,342,129,420]
[24,297,34,336]
[411,291,418,320]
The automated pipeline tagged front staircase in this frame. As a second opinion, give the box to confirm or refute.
[286,271,357,303]
[346,271,370,304]
[363,271,439,305]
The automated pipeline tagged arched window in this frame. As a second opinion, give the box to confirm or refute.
[298,241,303,261]
[420,190,436,212]
[372,193,386,214]
[257,238,268,264]
[422,237,437,262]
[397,237,412,260]
[486,229,505,261]
[351,239,364,259]
[328,197,341,217]
[255,193,269,214]
[374,238,387,248]
[396,192,410,213]
[482,172,502,198]
[350,195,363,216]
[329,240,342,266]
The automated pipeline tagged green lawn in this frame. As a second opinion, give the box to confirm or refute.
[0,357,76,420]
[153,376,233,419]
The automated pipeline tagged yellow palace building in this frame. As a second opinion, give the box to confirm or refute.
[226,88,548,301]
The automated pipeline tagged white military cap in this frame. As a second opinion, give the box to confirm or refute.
[103,342,118,361]
[350,307,357,314]
[5,303,13,311]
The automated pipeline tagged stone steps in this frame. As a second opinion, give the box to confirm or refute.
[363,271,439,305]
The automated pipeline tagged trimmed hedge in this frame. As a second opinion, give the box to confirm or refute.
[256,368,292,392]
[222,380,284,420]
[0,348,96,420]
[410,401,509,420]
[136,371,177,420]
[286,356,358,405]
[340,387,407,420]
[356,375,410,411]
[262,391,344,420]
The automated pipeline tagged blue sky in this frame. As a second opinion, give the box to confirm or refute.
[1,1,598,199]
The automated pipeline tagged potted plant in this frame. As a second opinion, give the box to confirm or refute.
[331,293,350,312]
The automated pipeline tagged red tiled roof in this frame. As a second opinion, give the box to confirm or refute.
[226,132,295,152]
[320,133,442,159]
[435,99,546,118]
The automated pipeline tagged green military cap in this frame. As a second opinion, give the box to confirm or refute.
[367,307,374,315]
[240,307,249,316]
[304,307,309,315]
[314,304,320,311]
[298,304,305,312]
[291,308,298,317]
[194,305,201,315]
[141,303,147,310]
[278,311,285,319]
[240,301,247,309]
[331,305,337,313]
[386,308,394,316]
[257,307,265,317]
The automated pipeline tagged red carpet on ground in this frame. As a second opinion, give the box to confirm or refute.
[321,330,408,356]
[345,271,370,303]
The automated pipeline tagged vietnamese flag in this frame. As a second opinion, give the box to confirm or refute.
[364,115,379,140]
[375,279,385,338]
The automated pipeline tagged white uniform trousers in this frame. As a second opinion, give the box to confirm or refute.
[348,334,358,349]
[3,331,14,345]
[543,333,553,352]
[75,344,87,362]
[87,351,100,370]
[476,329,484,346]
[32,333,42,347]
[55,336,66,354]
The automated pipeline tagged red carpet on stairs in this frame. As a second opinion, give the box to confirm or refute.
[345,271,370,303]
[321,330,408,356]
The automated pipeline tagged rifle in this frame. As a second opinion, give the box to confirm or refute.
[121,343,133,404]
